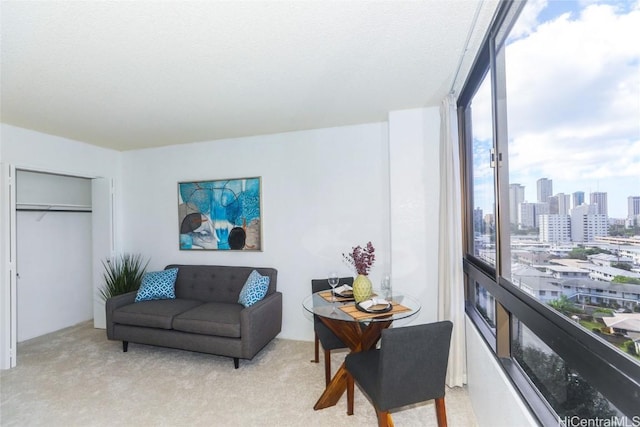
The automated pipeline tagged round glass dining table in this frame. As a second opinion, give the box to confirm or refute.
[302,292,421,324]
[302,291,421,412]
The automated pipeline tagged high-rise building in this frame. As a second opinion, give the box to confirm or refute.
[628,196,640,219]
[484,213,494,236]
[519,202,549,229]
[549,193,570,215]
[558,193,571,215]
[537,178,553,203]
[590,192,608,216]
[509,184,525,226]
[572,191,585,209]
[571,204,608,242]
[539,214,571,243]
[473,207,484,234]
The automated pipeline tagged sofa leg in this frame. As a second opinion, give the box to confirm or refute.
[122,341,128,352]
[233,357,239,369]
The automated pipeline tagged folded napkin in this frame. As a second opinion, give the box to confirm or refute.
[333,284,353,295]
[359,297,390,310]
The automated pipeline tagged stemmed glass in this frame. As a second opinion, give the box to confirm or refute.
[381,274,392,301]
[328,272,339,309]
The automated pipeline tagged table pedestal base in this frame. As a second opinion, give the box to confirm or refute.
[312,317,391,411]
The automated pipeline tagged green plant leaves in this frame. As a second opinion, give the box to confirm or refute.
[99,253,149,300]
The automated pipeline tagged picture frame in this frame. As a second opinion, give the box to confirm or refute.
[178,177,262,251]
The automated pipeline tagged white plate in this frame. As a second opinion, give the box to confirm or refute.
[357,298,391,312]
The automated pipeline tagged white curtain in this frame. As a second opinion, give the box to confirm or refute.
[437,94,466,387]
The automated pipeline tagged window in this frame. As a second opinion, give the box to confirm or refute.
[470,72,496,269]
[476,282,497,329]
[512,320,622,419]
[460,0,640,422]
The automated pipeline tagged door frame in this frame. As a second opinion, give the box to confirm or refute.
[0,164,114,369]
[0,163,17,369]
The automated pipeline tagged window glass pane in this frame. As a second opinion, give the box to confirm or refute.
[475,281,496,329]
[512,319,622,420]
[471,72,496,267]
[504,0,640,364]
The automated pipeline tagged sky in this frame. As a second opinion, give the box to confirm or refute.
[472,0,640,219]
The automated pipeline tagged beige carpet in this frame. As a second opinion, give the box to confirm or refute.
[0,322,478,427]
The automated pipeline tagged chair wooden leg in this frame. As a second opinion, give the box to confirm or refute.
[323,349,331,386]
[346,372,354,415]
[375,408,393,427]
[311,333,319,363]
[435,397,448,427]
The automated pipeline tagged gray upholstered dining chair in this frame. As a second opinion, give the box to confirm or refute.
[311,277,354,385]
[345,320,453,427]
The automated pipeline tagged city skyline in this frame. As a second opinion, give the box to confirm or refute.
[506,176,639,220]
[471,0,639,219]
[511,177,637,220]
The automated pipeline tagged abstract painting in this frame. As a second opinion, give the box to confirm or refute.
[178,177,262,251]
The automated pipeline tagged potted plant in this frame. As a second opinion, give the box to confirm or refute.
[99,253,149,300]
[343,241,376,302]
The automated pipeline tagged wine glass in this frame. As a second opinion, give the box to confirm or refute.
[328,272,339,305]
[381,274,392,301]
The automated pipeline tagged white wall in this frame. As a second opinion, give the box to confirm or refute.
[15,170,93,341]
[466,316,539,427]
[17,211,93,341]
[120,107,442,339]
[1,125,121,180]
[388,107,441,324]
[121,123,391,340]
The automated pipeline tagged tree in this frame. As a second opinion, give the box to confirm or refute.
[548,295,578,315]
[612,263,632,271]
[567,247,610,260]
[609,223,640,237]
[612,276,640,285]
[512,341,617,419]
[567,248,588,260]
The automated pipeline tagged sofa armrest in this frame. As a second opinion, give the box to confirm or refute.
[105,291,136,340]
[240,291,283,359]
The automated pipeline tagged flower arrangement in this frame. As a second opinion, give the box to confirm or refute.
[342,241,376,276]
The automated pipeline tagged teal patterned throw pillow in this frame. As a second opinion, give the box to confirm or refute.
[238,270,270,307]
[134,268,179,302]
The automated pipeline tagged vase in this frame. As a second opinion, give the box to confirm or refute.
[353,274,373,302]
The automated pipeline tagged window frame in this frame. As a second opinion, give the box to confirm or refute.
[459,0,640,421]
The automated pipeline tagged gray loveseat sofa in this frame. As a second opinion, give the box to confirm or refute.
[105,264,281,368]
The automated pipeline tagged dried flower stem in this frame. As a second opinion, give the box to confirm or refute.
[342,241,376,275]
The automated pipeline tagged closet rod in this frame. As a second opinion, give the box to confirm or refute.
[16,203,92,212]
[17,208,92,213]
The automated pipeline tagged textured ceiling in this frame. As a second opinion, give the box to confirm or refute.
[0,1,498,151]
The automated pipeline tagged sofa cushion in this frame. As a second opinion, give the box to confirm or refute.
[135,268,179,302]
[173,302,243,338]
[238,270,270,307]
[113,299,203,329]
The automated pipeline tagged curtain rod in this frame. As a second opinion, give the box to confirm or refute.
[449,0,485,96]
